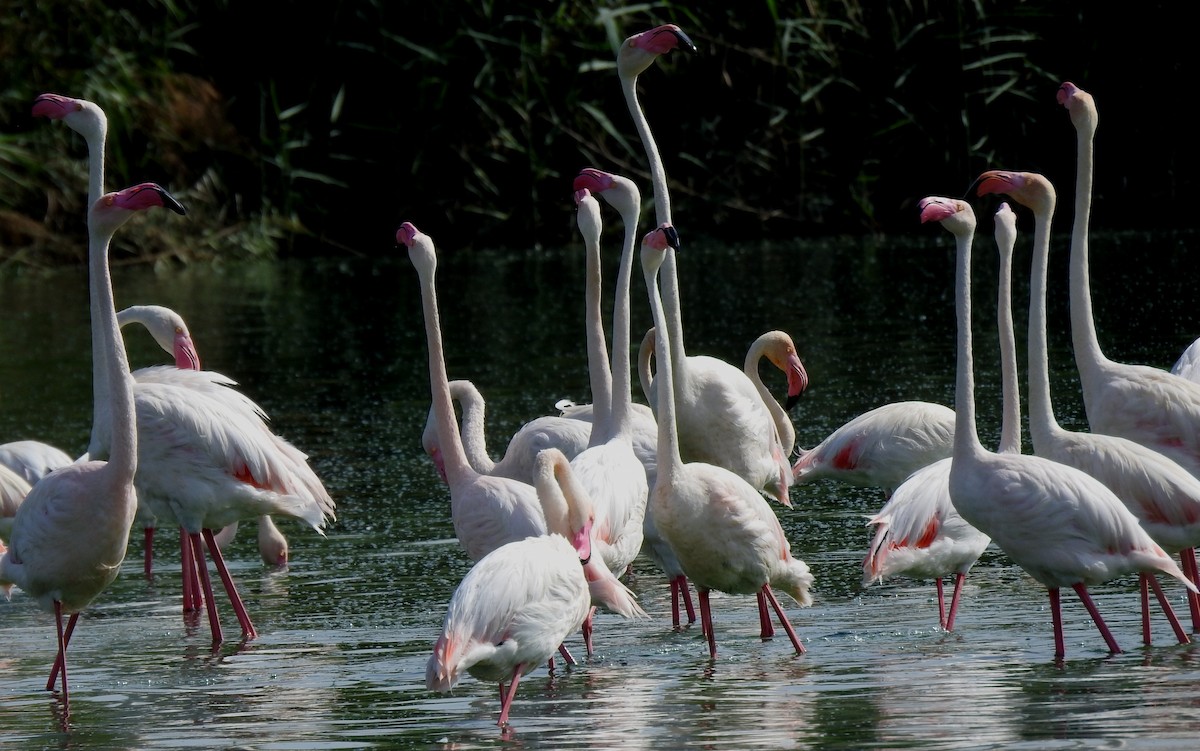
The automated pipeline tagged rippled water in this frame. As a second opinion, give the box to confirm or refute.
[4,229,1200,749]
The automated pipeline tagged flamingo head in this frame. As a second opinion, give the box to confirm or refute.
[174,326,202,370]
[618,24,696,79]
[396,222,420,248]
[1057,81,1097,136]
[91,183,186,233]
[398,222,439,277]
[574,168,642,222]
[918,196,975,237]
[993,202,1018,251]
[573,187,591,206]
[32,93,107,140]
[764,332,809,409]
[969,170,1055,216]
[570,506,595,566]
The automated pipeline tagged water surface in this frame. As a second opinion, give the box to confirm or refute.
[3,228,1200,749]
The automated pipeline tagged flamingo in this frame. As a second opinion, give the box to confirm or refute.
[861,202,1022,630]
[399,221,644,633]
[641,224,812,659]
[975,168,1200,638]
[0,464,33,544]
[791,401,956,499]
[0,441,73,486]
[117,304,289,569]
[0,183,184,714]
[35,94,323,638]
[425,447,597,729]
[1058,83,1200,481]
[420,379,593,485]
[920,194,1196,659]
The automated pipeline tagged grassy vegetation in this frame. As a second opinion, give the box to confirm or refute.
[1,1,1194,266]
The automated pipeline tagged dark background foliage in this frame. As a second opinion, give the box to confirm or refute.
[0,0,1194,264]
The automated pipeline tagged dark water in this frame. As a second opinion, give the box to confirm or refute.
[4,227,1200,749]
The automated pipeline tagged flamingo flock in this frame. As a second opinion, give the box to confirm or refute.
[3,22,1199,734]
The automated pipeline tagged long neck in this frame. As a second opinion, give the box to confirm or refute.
[1069,120,1106,374]
[606,202,640,442]
[747,346,796,454]
[645,260,683,484]
[996,236,1022,455]
[661,248,689,375]
[583,222,612,443]
[953,226,986,460]
[1027,202,1063,449]
[620,74,671,227]
[419,264,473,481]
[86,125,109,454]
[89,223,136,482]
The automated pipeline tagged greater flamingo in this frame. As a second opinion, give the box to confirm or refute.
[975,168,1200,637]
[0,183,183,713]
[425,447,597,728]
[920,194,1196,659]
[400,221,643,630]
[117,304,289,569]
[862,202,1022,630]
[0,464,32,544]
[791,400,956,498]
[35,93,322,638]
[642,224,812,659]
[1058,82,1200,482]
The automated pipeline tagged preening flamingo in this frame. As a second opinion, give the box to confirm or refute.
[921,195,1196,659]
[976,167,1200,638]
[642,224,812,659]
[0,183,183,714]
[0,464,33,544]
[792,401,956,499]
[425,447,596,728]
[862,202,1022,630]
[1058,82,1200,482]
[117,304,290,569]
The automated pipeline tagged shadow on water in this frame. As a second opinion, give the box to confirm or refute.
[3,229,1200,748]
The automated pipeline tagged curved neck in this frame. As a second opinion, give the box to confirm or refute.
[996,235,1022,455]
[1027,201,1063,449]
[953,225,986,460]
[418,261,474,481]
[747,347,796,454]
[1069,121,1106,373]
[637,327,656,406]
[89,221,136,482]
[620,74,671,227]
[454,382,495,474]
[583,215,612,442]
[645,259,683,483]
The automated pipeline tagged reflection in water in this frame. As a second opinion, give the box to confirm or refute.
[3,233,1200,748]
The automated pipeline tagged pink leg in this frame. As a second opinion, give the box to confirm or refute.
[762,584,805,654]
[556,643,576,665]
[46,609,79,690]
[51,602,71,714]
[190,532,224,644]
[1147,572,1190,645]
[1071,582,1121,654]
[496,664,525,727]
[143,526,155,579]
[670,577,681,628]
[180,529,204,613]
[1140,574,1152,645]
[680,577,697,624]
[756,590,775,639]
[580,605,596,655]
[203,528,257,639]
[698,589,717,659]
[945,573,966,632]
[1181,548,1200,632]
[935,576,947,630]
[1049,587,1065,660]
